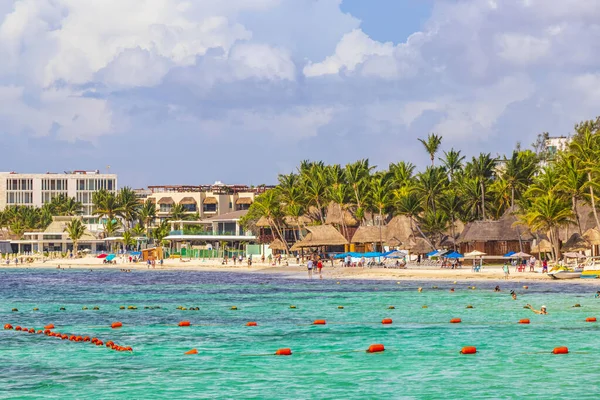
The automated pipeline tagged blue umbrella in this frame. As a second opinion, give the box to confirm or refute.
[106,254,116,261]
[426,250,438,257]
[445,251,464,259]
[334,253,349,259]
[504,251,516,257]
[130,251,141,256]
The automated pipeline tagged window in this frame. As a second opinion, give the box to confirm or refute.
[236,203,251,211]
[203,204,217,213]
[108,180,114,190]
[160,204,173,213]
[229,202,233,209]
[182,204,197,212]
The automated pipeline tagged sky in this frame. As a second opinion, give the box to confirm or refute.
[1,0,599,188]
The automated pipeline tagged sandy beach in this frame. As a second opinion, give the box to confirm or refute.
[3,256,600,284]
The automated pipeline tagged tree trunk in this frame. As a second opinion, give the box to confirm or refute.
[269,220,289,255]
[451,215,456,251]
[412,217,435,250]
[480,181,486,220]
[588,172,600,231]
[573,196,582,235]
[338,203,347,242]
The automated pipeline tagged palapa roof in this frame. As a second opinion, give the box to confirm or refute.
[236,197,253,205]
[46,216,96,240]
[385,236,403,247]
[531,239,553,253]
[325,202,359,227]
[157,197,174,205]
[583,228,600,246]
[203,197,218,205]
[351,225,387,243]
[293,225,348,248]
[0,229,19,241]
[268,238,287,251]
[179,197,197,205]
[407,237,434,254]
[562,233,590,252]
[458,209,533,243]
[385,215,416,244]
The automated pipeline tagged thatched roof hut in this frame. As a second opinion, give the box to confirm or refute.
[385,237,403,247]
[583,228,600,246]
[293,225,348,248]
[385,215,416,244]
[351,225,387,243]
[562,233,590,252]
[325,202,359,227]
[268,239,287,251]
[531,239,553,253]
[407,237,434,254]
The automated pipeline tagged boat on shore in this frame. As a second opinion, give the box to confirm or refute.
[548,270,582,279]
[581,256,600,279]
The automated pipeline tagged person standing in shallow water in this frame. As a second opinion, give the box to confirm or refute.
[317,259,323,279]
[307,259,314,279]
[503,262,510,280]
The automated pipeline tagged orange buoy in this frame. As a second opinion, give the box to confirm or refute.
[36,330,44,334]
[275,348,292,356]
[106,341,114,347]
[44,324,55,330]
[461,346,477,354]
[519,319,530,324]
[381,318,393,325]
[61,334,68,340]
[367,344,385,353]
[178,321,191,327]
[28,328,35,334]
[450,318,462,324]
[83,336,91,342]
[586,317,597,322]
[44,329,52,335]
[111,321,123,329]
[553,346,569,354]
[313,320,326,325]
[124,347,133,352]
[3,324,13,330]
[91,337,98,344]
[14,326,22,331]
[69,335,76,341]
[96,340,103,346]
[184,348,198,355]
[246,322,258,326]
[76,336,83,342]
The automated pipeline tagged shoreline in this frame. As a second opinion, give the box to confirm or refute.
[2,257,600,284]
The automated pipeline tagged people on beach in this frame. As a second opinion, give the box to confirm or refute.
[542,259,548,273]
[307,259,313,279]
[317,259,323,279]
[525,304,547,314]
[503,262,510,280]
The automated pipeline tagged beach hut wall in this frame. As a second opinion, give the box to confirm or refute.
[351,226,388,243]
[179,197,197,205]
[561,233,591,252]
[157,197,175,205]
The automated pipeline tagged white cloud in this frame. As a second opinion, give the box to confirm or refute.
[496,33,551,65]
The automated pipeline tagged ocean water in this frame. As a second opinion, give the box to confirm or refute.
[2,269,600,399]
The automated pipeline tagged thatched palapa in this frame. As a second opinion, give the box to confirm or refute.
[583,228,600,246]
[562,233,590,252]
[385,215,416,244]
[325,202,359,227]
[268,239,287,251]
[293,225,348,248]
[407,237,434,254]
[351,225,387,243]
[531,239,553,253]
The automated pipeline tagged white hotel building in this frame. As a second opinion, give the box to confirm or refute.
[0,170,118,229]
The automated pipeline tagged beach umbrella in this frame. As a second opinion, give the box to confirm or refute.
[563,252,586,259]
[385,250,407,259]
[334,253,349,259]
[464,250,486,257]
[97,253,108,259]
[512,251,532,258]
[503,251,516,258]
[130,251,141,256]
[106,254,116,261]
[445,251,464,259]
[426,250,438,257]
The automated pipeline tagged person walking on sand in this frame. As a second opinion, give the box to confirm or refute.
[307,259,314,279]
[317,259,323,279]
[503,262,510,280]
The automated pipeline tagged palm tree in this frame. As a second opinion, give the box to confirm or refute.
[327,182,351,240]
[415,166,448,213]
[418,209,449,249]
[251,189,289,253]
[439,189,464,250]
[517,194,574,261]
[278,173,306,240]
[301,162,328,223]
[418,133,443,166]
[117,187,140,229]
[121,230,136,252]
[368,173,392,251]
[344,159,374,222]
[466,153,496,220]
[394,193,434,248]
[556,156,587,234]
[440,149,465,181]
[170,203,188,222]
[93,189,125,222]
[569,126,600,231]
[64,218,86,254]
[499,150,538,208]
[152,220,171,249]
[139,200,157,236]
[102,219,121,238]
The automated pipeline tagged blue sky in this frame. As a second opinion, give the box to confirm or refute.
[0,0,598,188]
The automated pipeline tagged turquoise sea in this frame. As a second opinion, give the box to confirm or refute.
[2,269,600,399]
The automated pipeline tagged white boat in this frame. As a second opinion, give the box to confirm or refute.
[581,256,600,279]
[548,270,582,279]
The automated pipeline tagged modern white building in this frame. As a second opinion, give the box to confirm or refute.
[0,170,117,230]
[544,136,570,160]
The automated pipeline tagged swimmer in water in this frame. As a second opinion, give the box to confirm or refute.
[525,304,547,314]
[449,288,455,293]
[510,290,517,300]
[595,291,600,298]
[418,287,423,293]
[494,285,500,292]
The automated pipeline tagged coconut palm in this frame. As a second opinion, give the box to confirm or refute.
[278,173,306,240]
[466,153,496,220]
[64,218,86,254]
[93,189,125,222]
[499,150,538,209]
[301,162,328,223]
[569,125,600,231]
[418,133,443,166]
[415,166,448,213]
[139,200,157,235]
[344,159,374,221]
[418,209,450,249]
[121,230,136,252]
[439,189,464,250]
[368,173,392,251]
[517,194,574,261]
[170,203,188,222]
[556,156,588,234]
[117,187,140,228]
[440,149,465,181]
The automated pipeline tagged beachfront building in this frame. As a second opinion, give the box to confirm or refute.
[457,209,533,256]
[11,216,106,254]
[0,170,117,231]
[146,182,272,224]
